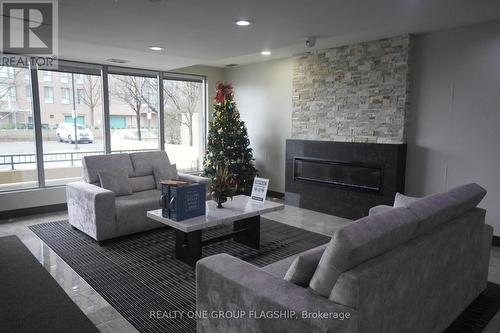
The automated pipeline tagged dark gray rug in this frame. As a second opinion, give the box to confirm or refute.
[29,220,500,333]
[29,218,329,333]
[0,235,99,333]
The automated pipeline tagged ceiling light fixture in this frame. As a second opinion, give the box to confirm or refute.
[149,46,164,51]
[261,50,271,55]
[234,19,253,26]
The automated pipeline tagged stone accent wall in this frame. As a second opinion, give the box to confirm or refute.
[292,35,411,143]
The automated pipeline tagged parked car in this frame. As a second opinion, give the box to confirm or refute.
[56,123,94,143]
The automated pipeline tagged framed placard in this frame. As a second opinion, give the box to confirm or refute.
[250,177,269,203]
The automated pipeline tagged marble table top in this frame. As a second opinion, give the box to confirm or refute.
[147,195,284,233]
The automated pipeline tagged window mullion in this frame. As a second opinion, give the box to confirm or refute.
[102,66,111,154]
[158,73,165,151]
[29,64,45,187]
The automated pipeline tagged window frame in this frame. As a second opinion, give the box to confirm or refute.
[0,58,207,193]
[43,86,54,103]
[60,87,71,104]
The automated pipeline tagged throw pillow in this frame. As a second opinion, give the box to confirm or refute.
[153,164,178,189]
[98,168,132,196]
[393,192,421,207]
[285,255,321,287]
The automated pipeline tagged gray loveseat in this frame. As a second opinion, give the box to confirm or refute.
[196,183,492,333]
[67,151,210,242]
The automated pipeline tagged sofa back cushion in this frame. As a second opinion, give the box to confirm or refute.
[129,175,157,192]
[405,183,486,236]
[98,169,132,196]
[82,153,134,183]
[153,164,178,190]
[309,207,419,297]
[129,151,170,177]
[447,183,486,214]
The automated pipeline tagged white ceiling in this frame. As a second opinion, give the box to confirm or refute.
[57,0,500,70]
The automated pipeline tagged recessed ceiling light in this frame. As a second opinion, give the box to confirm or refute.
[261,50,271,55]
[234,19,253,26]
[149,46,164,51]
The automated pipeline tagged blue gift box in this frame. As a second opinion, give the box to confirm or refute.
[161,181,206,221]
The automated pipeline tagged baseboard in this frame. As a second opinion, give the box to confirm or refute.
[0,203,67,221]
[493,235,500,248]
[267,190,285,199]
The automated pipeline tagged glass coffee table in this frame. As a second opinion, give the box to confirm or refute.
[147,195,284,266]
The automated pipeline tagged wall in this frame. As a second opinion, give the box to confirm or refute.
[0,186,66,212]
[225,59,293,193]
[406,19,500,235]
[292,35,411,143]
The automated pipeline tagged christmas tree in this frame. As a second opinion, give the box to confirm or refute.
[203,82,257,194]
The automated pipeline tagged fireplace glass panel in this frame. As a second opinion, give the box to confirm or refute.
[294,157,382,192]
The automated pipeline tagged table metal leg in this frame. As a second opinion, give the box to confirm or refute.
[233,215,260,249]
[175,229,202,266]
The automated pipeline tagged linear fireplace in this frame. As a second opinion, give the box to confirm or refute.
[294,157,383,193]
[285,140,406,219]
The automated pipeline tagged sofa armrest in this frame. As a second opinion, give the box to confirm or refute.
[196,254,357,333]
[66,181,116,241]
[368,205,393,216]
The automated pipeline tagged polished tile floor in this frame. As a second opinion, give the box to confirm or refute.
[0,205,499,333]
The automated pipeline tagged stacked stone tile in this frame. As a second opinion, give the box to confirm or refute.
[292,35,411,143]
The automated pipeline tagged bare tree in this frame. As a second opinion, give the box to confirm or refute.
[0,67,22,128]
[142,79,201,146]
[82,75,101,128]
[164,81,200,146]
[111,75,150,141]
[0,66,20,102]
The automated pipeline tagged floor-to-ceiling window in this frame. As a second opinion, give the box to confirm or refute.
[108,69,159,152]
[0,59,206,193]
[163,75,205,171]
[0,65,38,191]
[37,65,104,186]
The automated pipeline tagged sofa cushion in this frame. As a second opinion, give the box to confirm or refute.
[98,169,132,196]
[309,207,419,297]
[262,244,328,279]
[393,192,420,207]
[129,151,171,177]
[114,189,164,235]
[153,164,178,189]
[447,183,486,215]
[129,175,157,192]
[82,153,134,183]
[368,205,393,216]
[402,184,486,236]
[405,193,459,235]
[284,244,328,287]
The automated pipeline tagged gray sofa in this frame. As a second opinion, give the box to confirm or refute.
[196,183,492,333]
[66,151,210,242]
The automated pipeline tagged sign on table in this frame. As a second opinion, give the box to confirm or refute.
[250,177,269,203]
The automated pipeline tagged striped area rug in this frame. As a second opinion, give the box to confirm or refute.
[29,219,329,332]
